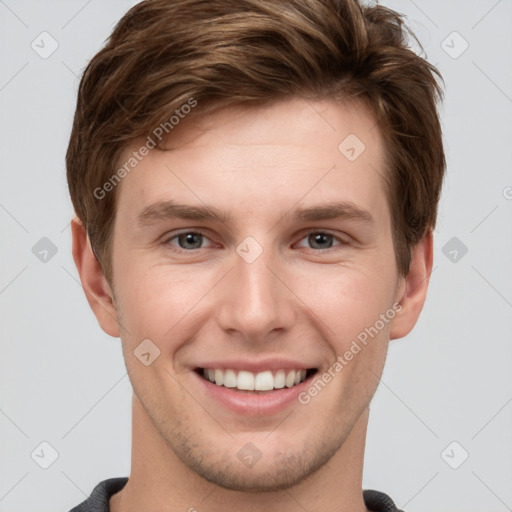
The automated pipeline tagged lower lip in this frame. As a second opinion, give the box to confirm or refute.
[193,371,313,416]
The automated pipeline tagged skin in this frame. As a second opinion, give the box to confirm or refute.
[72,96,433,512]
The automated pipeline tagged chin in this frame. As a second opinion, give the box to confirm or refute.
[167,428,342,493]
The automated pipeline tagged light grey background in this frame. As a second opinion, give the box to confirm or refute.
[1,1,511,511]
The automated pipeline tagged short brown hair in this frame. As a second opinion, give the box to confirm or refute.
[66,0,445,282]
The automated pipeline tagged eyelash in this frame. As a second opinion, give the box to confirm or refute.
[162,229,349,253]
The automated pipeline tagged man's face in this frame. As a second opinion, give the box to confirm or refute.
[108,97,405,491]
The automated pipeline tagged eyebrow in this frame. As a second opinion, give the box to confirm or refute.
[295,202,374,223]
[137,200,232,227]
[136,199,374,227]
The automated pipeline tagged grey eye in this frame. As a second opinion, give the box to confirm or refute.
[308,233,334,249]
[176,232,204,249]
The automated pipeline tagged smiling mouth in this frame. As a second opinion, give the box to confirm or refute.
[195,367,318,394]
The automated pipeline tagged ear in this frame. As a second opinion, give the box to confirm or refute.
[390,231,433,340]
[71,216,120,338]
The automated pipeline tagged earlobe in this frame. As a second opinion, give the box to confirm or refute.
[390,231,434,340]
[71,217,120,338]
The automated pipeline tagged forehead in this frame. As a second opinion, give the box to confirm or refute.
[114,96,389,223]
[160,96,383,160]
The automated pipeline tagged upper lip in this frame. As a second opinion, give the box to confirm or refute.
[194,358,318,373]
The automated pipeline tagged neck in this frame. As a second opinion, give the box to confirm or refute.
[111,395,370,512]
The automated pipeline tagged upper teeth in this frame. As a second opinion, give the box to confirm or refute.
[202,368,307,391]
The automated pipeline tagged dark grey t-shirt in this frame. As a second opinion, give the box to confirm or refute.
[69,477,405,511]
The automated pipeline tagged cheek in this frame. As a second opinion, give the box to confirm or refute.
[305,269,395,404]
[297,264,397,342]
[115,262,216,347]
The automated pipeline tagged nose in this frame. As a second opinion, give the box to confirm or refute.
[216,243,297,342]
